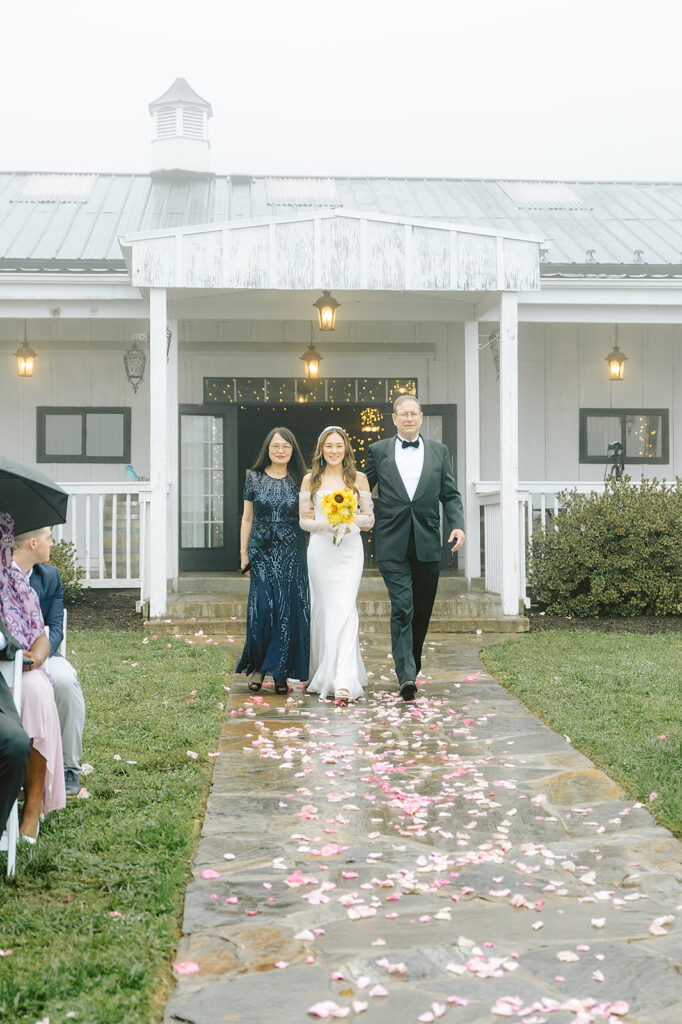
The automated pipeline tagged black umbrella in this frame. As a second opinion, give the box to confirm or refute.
[0,455,69,535]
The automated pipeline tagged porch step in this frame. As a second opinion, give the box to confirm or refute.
[163,595,506,620]
[174,571,475,597]
[144,615,528,637]
[148,574,528,635]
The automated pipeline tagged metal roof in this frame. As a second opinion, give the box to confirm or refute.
[2,172,682,274]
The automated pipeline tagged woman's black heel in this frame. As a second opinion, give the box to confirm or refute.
[275,679,289,695]
[248,673,263,692]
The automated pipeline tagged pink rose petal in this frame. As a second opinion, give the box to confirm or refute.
[174,961,200,975]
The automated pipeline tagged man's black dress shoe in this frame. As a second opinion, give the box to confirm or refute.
[399,681,417,701]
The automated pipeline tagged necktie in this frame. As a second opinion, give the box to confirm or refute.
[401,439,419,449]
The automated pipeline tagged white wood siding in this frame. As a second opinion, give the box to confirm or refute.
[2,319,680,487]
[121,212,541,293]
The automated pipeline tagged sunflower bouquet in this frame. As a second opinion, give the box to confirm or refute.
[320,488,359,546]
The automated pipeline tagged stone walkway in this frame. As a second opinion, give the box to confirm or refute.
[165,634,682,1024]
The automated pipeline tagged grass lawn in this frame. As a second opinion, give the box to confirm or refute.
[482,632,682,838]
[0,630,232,1024]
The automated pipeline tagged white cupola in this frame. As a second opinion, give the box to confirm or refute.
[149,78,212,175]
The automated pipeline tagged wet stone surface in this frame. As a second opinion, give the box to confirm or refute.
[165,634,682,1024]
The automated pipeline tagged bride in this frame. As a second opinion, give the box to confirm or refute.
[299,426,374,705]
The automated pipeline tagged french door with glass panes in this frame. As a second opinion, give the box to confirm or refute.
[179,406,238,571]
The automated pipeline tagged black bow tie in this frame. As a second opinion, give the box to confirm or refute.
[401,439,419,449]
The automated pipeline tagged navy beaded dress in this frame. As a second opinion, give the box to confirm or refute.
[236,470,310,684]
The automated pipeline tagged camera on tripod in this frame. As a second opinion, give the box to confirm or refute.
[606,440,625,480]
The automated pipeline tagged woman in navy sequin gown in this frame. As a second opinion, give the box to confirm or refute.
[235,428,310,695]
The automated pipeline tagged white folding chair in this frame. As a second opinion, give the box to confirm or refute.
[0,649,24,877]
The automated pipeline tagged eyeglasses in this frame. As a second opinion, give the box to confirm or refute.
[270,443,292,452]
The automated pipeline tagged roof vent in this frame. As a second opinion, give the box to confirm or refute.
[266,177,340,207]
[500,181,590,210]
[13,174,96,203]
[149,78,212,175]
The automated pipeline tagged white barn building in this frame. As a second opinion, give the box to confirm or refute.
[1,79,680,621]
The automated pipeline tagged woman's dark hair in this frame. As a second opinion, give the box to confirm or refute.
[250,427,307,487]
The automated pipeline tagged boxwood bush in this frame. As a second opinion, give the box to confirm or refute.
[529,477,682,616]
[50,539,85,603]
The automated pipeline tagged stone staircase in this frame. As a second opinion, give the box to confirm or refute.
[146,572,528,635]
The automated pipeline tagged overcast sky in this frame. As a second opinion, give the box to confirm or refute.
[3,0,682,180]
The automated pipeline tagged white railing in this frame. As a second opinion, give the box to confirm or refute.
[477,488,528,605]
[475,481,609,606]
[52,483,152,591]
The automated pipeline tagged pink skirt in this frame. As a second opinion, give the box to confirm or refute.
[20,669,66,813]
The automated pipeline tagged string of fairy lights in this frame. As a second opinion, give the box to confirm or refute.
[627,415,659,458]
[205,377,416,406]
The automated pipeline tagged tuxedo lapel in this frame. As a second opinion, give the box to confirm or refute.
[385,437,410,500]
[411,437,434,505]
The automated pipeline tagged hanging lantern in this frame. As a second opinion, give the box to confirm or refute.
[16,341,36,377]
[300,341,323,380]
[606,342,627,381]
[313,290,340,331]
[124,334,147,393]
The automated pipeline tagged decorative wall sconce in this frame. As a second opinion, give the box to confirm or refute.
[478,329,500,382]
[313,290,340,331]
[606,330,627,381]
[124,333,147,393]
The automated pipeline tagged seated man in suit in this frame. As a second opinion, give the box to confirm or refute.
[0,616,32,835]
[13,527,86,797]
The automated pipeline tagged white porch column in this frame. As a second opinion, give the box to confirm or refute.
[499,291,520,615]
[166,316,179,592]
[149,288,168,617]
[464,319,481,584]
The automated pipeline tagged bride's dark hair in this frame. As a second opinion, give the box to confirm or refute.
[309,426,358,500]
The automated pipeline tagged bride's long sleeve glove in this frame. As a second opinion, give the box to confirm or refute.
[354,490,375,530]
[299,493,332,533]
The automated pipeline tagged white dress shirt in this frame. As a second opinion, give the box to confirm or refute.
[395,434,424,501]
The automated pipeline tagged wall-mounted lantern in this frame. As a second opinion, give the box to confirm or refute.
[124,333,147,393]
[313,290,340,331]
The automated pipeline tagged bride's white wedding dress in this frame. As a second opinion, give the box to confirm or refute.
[299,489,374,701]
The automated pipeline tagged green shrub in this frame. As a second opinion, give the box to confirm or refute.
[50,539,85,603]
[529,477,682,617]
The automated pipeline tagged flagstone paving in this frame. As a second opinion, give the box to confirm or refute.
[165,634,682,1024]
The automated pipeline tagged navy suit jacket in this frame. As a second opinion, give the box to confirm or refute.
[30,563,64,657]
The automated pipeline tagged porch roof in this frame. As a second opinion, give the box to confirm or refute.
[118,210,541,293]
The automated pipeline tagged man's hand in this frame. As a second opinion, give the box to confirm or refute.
[22,651,41,672]
[448,528,465,552]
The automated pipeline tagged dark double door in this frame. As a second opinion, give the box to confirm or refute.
[179,403,457,572]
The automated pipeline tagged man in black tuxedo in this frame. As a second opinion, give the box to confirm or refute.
[365,395,465,701]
